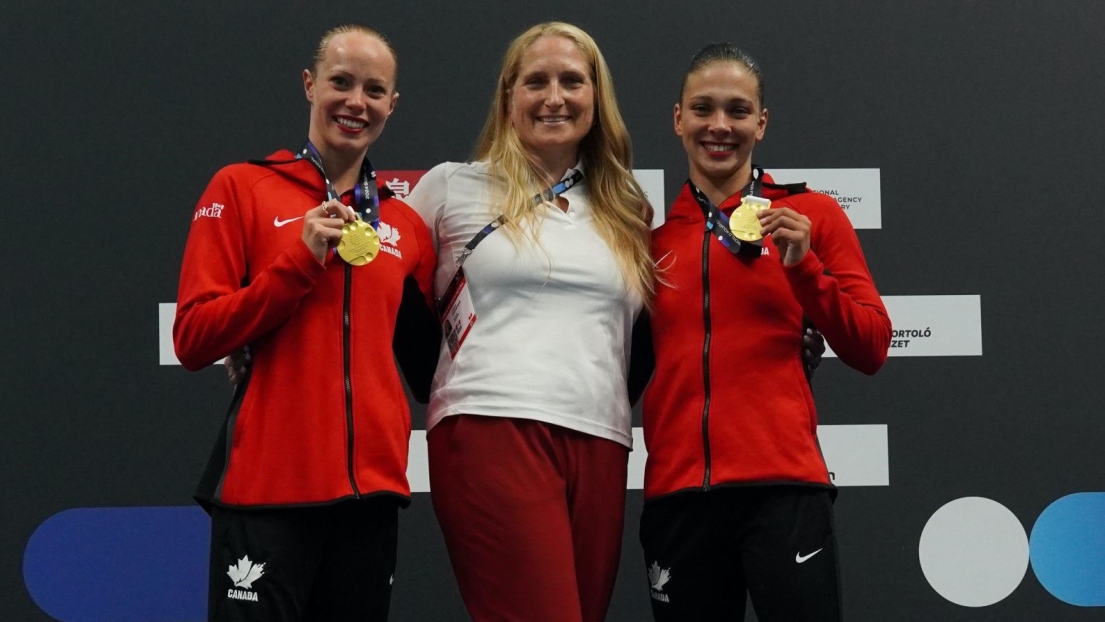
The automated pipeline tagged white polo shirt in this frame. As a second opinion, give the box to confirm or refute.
[407,161,641,447]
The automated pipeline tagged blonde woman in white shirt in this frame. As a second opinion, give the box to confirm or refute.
[406,21,653,622]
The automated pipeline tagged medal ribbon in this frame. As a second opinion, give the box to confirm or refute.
[690,165,764,258]
[296,141,380,229]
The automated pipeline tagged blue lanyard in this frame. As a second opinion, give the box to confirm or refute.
[690,166,764,259]
[438,168,585,314]
[295,141,381,229]
[536,169,584,204]
[455,169,585,268]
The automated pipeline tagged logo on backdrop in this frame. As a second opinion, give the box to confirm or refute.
[768,168,881,229]
[380,171,427,201]
[227,555,265,602]
[822,295,983,358]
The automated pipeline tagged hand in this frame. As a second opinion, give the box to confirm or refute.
[302,200,357,264]
[803,326,826,382]
[759,207,811,267]
[224,347,252,387]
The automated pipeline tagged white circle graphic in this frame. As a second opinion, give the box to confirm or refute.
[918,496,1029,607]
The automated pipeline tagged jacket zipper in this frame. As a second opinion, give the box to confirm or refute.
[344,263,361,497]
[700,228,713,491]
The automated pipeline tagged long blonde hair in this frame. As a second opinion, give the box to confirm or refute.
[473,22,655,302]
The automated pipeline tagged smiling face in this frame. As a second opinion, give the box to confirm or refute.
[303,31,398,164]
[675,61,768,197]
[508,35,595,176]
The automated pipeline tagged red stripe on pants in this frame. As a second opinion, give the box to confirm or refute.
[428,415,629,622]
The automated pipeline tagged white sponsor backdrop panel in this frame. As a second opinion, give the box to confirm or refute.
[769,168,881,229]
[159,303,180,366]
[825,295,982,358]
[817,424,889,486]
[632,168,665,228]
[407,431,432,494]
[409,424,889,492]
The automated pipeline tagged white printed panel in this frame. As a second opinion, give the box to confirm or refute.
[824,295,982,358]
[769,168,881,229]
[627,427,648,488]
[817,424,889,486]
[159,303,180,366]
[407,424,888,492]
[408,430,431,493]
[160,302,221,367]
[632,169,665,228]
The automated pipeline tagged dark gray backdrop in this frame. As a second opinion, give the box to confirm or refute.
[4,1,1105,620]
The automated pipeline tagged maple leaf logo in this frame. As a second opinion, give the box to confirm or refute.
[648,561,671,592]
[378,222,401,246]
[227,555,265,589]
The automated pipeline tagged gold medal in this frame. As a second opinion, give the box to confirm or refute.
[729,196,771,242]
[336,218,381,266]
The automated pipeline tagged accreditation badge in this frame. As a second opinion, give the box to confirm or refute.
[437,268,477,359]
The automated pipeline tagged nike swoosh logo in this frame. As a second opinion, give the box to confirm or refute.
[796,549,823,564]
[273,216,304,227]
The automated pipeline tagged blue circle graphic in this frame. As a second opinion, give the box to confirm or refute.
[1030,492,1105,607]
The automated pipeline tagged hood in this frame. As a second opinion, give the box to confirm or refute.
[249,149,395,200]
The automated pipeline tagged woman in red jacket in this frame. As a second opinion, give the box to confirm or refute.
[636,43,891,621]
[174,24,436,621]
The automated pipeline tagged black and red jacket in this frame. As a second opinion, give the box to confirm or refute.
[174,150,437,509]
[638,175,891,501]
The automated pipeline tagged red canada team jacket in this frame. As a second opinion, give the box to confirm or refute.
[174,150,436,509]
[642,175,891,500]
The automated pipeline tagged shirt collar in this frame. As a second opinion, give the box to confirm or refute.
[561,158,585,182]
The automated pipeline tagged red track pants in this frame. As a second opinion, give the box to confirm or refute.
[428,414,629,622]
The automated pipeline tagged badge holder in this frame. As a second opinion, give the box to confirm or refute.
[433,170,584,358]
[437,267,477,359]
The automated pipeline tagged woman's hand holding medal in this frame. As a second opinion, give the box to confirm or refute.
[758,207,811,267]
[302,199,356,264]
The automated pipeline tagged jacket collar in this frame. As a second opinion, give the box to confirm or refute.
[249,149,394,199]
